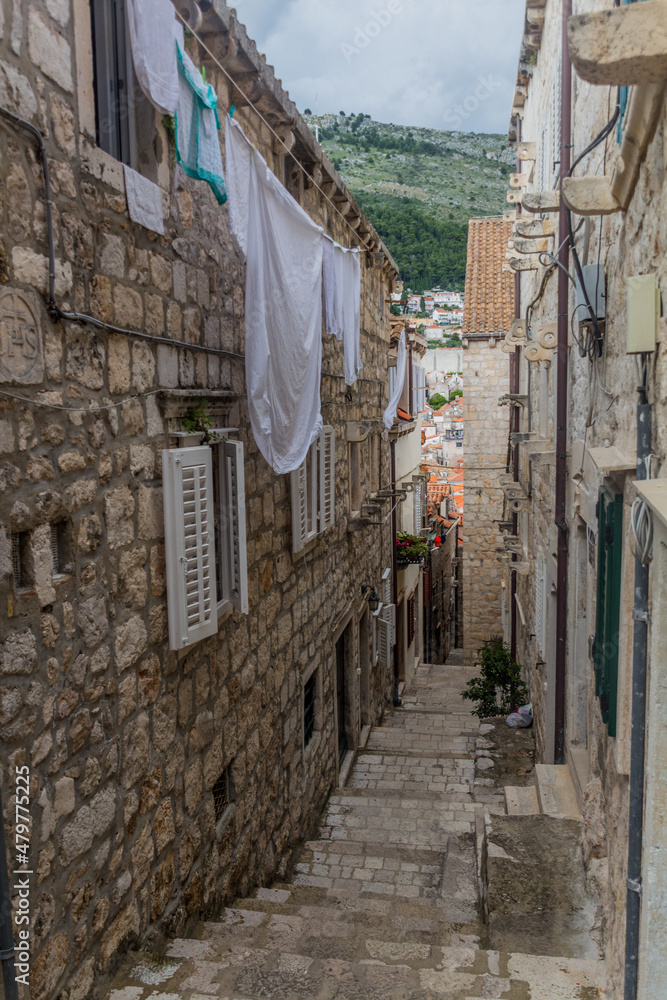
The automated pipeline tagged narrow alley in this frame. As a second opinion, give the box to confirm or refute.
[104,654,606,1000]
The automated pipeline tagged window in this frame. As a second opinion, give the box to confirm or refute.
[212,440,249,617]
[594,490,623,737]
[163,442,248,652]
[50,522,73,577]
[349,441,361,513]
[413,483,423,534]
[412,364,426,413]
[291,427,335,553]
[212,765,233,822]
[304,672,316,747]
[11,532,30,590]
[90,0,136,165]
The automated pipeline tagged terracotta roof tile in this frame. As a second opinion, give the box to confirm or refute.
[462,217,515,336]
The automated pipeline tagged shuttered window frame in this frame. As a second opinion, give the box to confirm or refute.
[291,426,336,554]
[163,446,218,652]
[214,439,249,617]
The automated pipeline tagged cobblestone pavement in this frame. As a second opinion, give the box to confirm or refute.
[104,654,609,999]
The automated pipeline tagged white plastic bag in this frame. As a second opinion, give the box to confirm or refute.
[506,704,533,728]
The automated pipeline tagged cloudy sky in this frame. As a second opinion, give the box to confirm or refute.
[233,0,526,134]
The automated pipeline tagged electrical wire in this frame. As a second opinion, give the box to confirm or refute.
[629,497,653,565]
[0,386,163,412]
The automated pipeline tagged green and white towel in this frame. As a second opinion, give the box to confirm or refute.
[175,43,227,205]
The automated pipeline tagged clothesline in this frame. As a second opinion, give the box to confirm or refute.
[169,2,375,255]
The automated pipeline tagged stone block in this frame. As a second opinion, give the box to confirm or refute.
[121,713,150,788]
[132,342,156,393]
[59,805,93,866]
[1,630,37,675]
[138,485,163,540]
[28,9,72,91]
[30,934,69,1000]
[115,616,148,673]
[99,901,140,969]
[11,247,72,297]
[0,62,38,119]
[54,776,75,820]
[66,327,105,389]
[76,595,109,649]
[114,285,143,329]
[105,486,135,549]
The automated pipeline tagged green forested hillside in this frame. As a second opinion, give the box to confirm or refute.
[305,113,513,291]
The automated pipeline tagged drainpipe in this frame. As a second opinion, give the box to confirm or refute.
[0,788,19,1000]
[554,0,572,765]
[624,398,652,1000]
[510,114,523,663]
[390,439,401,705]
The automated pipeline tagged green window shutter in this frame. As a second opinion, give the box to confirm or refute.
[594,490,624,736]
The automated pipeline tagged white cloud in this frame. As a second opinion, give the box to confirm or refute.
[232,0,526,133]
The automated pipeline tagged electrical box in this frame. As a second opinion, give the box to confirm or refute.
[627,274,659,354]
[575,264,607,320]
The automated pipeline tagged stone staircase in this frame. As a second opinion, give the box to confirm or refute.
[102,655,609,1000]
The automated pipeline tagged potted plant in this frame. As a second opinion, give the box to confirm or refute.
[396,533,428,564]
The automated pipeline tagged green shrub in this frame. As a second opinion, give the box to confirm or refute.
[461,638,528,719]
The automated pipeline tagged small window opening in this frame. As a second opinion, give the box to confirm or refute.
[11,533,30,590]
[304,672,316,747]
[213,766,232,822]
[50,521,73,577]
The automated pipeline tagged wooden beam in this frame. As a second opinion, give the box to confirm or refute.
[522,191,560,214]
[562,176,621,216]
[568,0,667,86]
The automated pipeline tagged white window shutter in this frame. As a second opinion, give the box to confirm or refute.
[319,426,335,531]
[223,440,249,614]
[291,461,308,554]
[414,486,422,533]
[381,602,396,647]
[163,446,218,651]
[372,606,381,666]
[382,567,391,606]
[378,609,391,670]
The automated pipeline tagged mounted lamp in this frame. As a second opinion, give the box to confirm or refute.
[361,585,380,612]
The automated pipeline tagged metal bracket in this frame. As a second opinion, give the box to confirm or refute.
[627,877,642,895]
[633,609,651,625]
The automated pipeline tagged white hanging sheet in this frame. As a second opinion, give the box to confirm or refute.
[225,115,324,475]
[322,239,362,386]
[123,164,164,233]
[383,331,407,432]
[126,0,180,115]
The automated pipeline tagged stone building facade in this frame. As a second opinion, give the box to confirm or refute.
[505,1,667,995]
[0,2,399,997]
[461,217,514,668]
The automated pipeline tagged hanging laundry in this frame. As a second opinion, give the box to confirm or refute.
[383,331,407,432]
[123,164,164,234]
[225,115,324,475]
[126,0,180,115]
[322,239,363,386]
[175,43,227,205]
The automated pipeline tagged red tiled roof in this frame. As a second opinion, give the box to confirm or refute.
[462,217,515,336]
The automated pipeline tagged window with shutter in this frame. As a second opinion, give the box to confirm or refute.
[90,0,136,165]
[381,601,396,647]
[414,485,422,534]
[377,605,392,670]
[217,440,249,615]
[291,427,336,553]
[382,567,392,606]
[163,446,218,651]
[594,490,623,737]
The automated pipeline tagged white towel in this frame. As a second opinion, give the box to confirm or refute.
[225,115,324,475]
[383,331,407,432]
[323,238,362,386]
[123,165,164,234]
[126,0,179,115]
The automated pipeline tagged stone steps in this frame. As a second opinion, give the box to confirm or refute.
[504,763,582,820]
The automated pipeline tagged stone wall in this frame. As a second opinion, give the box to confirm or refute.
[509,0,667,992]
[0,3,398,997]
[462,339,509,667]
